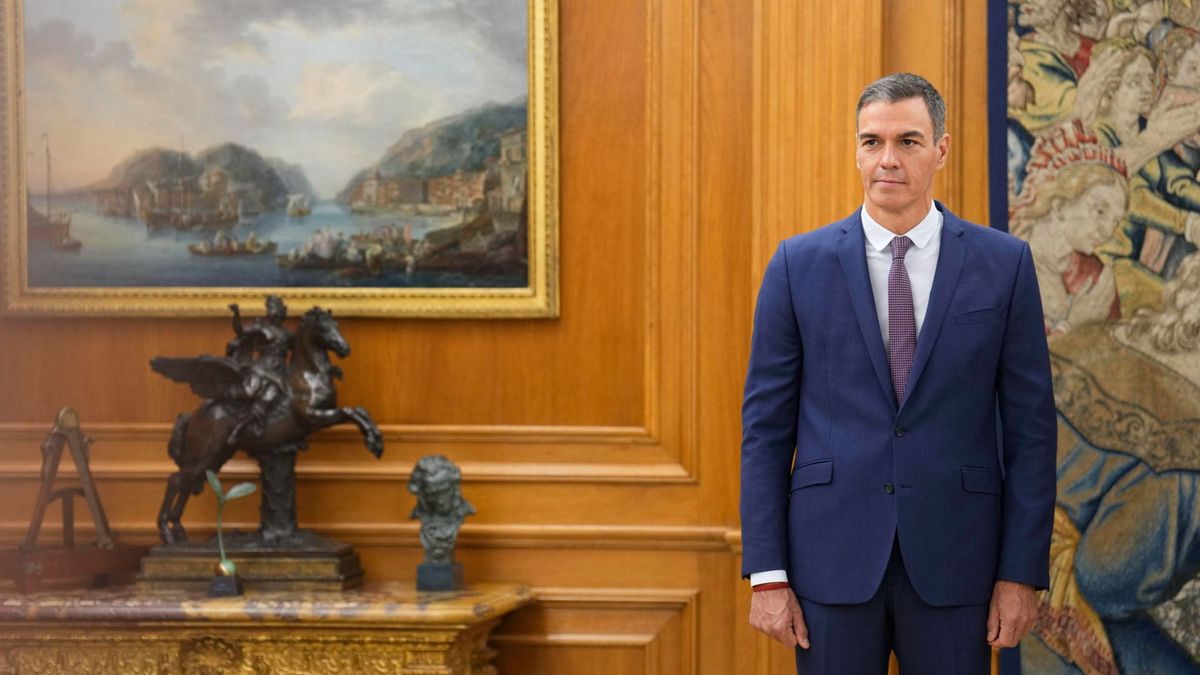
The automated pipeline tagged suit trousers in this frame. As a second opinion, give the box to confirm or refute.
[794,537,990,675]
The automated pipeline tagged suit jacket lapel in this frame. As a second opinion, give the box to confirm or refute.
[836,212,896,408]
[901,202,965,408]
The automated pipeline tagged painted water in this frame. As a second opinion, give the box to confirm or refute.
[27,197,526,288]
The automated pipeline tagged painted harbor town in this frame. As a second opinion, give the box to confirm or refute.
[22,1,530,289]
[27,104,529,289]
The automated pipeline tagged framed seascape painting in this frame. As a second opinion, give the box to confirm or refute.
[0,0,557,317]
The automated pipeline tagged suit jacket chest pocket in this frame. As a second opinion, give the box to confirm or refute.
[943,305,1007,375]
[953,306,1004,326]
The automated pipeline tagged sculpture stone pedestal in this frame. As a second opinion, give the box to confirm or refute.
[0,582,531,675]
[137,530,363,592]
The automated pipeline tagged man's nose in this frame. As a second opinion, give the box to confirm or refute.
[880,144,900,168]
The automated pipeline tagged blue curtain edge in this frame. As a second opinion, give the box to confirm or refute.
[989,0,1018,670]
[987,0,1010,234]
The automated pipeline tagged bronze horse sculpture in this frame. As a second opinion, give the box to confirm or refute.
[151,300,382,546]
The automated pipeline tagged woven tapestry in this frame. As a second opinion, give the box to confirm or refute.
[995,1,1200,673]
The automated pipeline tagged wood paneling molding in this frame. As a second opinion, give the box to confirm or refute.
[881,0,989,223]
[941,0,965,204]
[646,0,701,483]
[0,422,700,484]
[0,522,736,552]
[0,420,697,484]
[493,587,698,675]
[752,0,884,282]
[0,421,658,444]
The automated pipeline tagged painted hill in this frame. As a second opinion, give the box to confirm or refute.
[195,143,290,209]
[88,148,201,191]
[88,143,313,212]
[338,99,527,202]
[268,157,317,201]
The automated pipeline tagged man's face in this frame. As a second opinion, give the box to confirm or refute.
[856,97,949,220]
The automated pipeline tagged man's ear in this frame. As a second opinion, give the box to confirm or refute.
[936,134,951,168]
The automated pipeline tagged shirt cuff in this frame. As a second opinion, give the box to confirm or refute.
[749,570,788,586]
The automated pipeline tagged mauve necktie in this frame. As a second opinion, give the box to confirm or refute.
[888,235,916,404]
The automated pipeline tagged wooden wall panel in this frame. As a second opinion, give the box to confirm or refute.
[492,589,696,675]
[884,0,991,225]
[750,1,883,670]
[747,0,989,672]
[0,0,990,673]
[752,0,884,282]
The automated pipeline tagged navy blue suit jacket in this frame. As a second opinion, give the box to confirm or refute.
[740,202,1056,607]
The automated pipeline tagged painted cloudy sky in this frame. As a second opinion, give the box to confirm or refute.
[23,0,527,197]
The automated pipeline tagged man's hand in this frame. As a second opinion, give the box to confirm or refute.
[986,580,1039,648]
[749,588,810,649]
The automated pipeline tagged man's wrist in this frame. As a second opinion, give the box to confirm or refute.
[749,569,788,586]
[751,581,791,592]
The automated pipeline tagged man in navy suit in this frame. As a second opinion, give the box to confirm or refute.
[740,73,1056,674]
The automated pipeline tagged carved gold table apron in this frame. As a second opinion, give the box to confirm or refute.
[0,582,530,674]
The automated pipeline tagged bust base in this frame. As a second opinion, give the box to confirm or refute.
[417,562,464,591]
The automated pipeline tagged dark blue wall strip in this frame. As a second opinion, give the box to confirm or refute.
[988,0,1009,233]
[990,0,1019,669]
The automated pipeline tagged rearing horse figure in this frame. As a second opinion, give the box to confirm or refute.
[151,303,383,545]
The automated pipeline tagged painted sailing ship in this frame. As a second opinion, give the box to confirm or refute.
[137,176,239,232]
[28,134,73,241]
[287,193,311,217]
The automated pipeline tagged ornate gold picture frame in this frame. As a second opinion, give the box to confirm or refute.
[1,0,557,317]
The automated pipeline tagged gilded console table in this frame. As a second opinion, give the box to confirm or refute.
[0,582,530,674]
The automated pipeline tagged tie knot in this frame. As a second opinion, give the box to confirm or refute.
[890,236,913,260]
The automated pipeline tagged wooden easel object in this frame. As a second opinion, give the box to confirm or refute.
[22,407,114,552]
[0,407,145,592]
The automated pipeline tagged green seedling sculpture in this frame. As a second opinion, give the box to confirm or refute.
[205,470,256,596]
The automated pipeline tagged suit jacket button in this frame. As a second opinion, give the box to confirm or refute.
[884,483,895,494]
[894,426,906,437]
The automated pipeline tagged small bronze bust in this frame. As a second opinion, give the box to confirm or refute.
[408,455,474,591]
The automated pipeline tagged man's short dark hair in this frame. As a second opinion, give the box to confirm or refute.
[856,73,946,140]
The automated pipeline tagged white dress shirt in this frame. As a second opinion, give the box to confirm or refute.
[862,202,942,353]
[749,202,943,587]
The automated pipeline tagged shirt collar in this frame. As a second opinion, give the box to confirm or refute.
[861,202,941,252]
